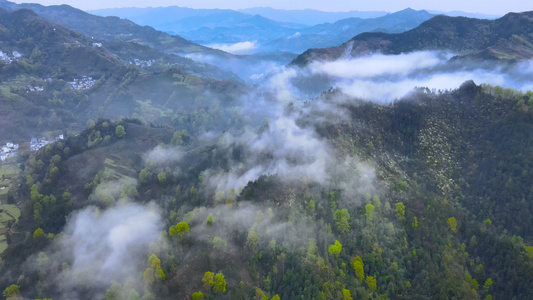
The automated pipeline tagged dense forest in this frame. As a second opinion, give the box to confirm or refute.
[1,80,533,299]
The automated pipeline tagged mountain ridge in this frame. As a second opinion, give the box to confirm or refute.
[292,11,533,65]
[0,0,230,56]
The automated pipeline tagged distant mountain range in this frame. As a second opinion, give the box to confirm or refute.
[90,6,501,54]
[292,11,533,65]
[263,8,435,53]
[91,6,501,28]
[180,14,306,45]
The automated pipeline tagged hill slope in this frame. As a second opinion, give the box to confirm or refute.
[0,8,247,143]
[292,11,533,65]
[0,0,228,56]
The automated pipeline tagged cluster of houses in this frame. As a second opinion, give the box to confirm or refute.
[0,142,19,162]
[130,59,155,68]
[0,50,22,64]
[30,135,64,152]
[68,76,96,90]
[27,85,44,92]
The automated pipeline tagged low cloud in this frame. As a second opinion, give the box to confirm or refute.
[309,51,448,78]
[28,203,163,299]
[208,41,258,54]
[287,51,533,101]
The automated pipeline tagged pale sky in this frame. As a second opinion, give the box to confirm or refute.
[10,0,533,15]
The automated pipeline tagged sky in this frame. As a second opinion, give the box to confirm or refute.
[10,0,532,14]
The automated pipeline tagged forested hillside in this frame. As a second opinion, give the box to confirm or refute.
[1,80,532,299]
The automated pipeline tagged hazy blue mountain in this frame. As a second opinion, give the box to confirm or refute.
[428,9,502,19]
[180,14,306,45]
[91,7,255,34]
[262,8,435,53]
[238,7,388,25]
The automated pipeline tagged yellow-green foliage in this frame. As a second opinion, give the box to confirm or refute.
[365,276,377,291]
[328,240,342,255]
[448,217,457,233]
[169,221,190,237]
[352,256,364,279]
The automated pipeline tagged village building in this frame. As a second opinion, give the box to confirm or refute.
[0,142,19,162]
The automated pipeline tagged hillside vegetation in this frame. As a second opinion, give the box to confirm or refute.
[1,82,532,299]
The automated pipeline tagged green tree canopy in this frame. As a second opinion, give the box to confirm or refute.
[352,256,364,279]
[334,208,351,233]
[115,125,126,138]
[328,240,342,255]
[448,217,457,233]
[365,203,375,221]
[214,273,227,293]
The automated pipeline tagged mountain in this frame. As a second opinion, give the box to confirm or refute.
[0,8,247,143]
[180,14,306,45]
[263,8,435,53]
[0,0,228,56]
[428,9,501,19]
[292,11,533,65]
[90,7,255,34]
[91,6,388,28]
[238,7,388,25]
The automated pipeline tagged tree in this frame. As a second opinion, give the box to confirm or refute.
[334,209,351,233]
[365,276,377,291]
[483,278,492,293]
[213,236,227,250]
[328,240,342,255]
[33,228,45,238]
[191,291,204,300]
[144,254,165,285]
[170,221,190,237]
[342,289,353,300]
[365,203,375,221]
[202,271,214,290]
[271,295,281,300]
[139,169,150,185]
[157,172,167,186]
[246,227,259,251]
[2,284,20,298]
[213,273,227,293]
[395,202,405,219]
[352,256,364,279]
[115,125,126,138]
[206,214,214,226]
[448,217,457,233]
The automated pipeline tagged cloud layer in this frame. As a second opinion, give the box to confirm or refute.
[208,41,258,54]
[292,51,533,101]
